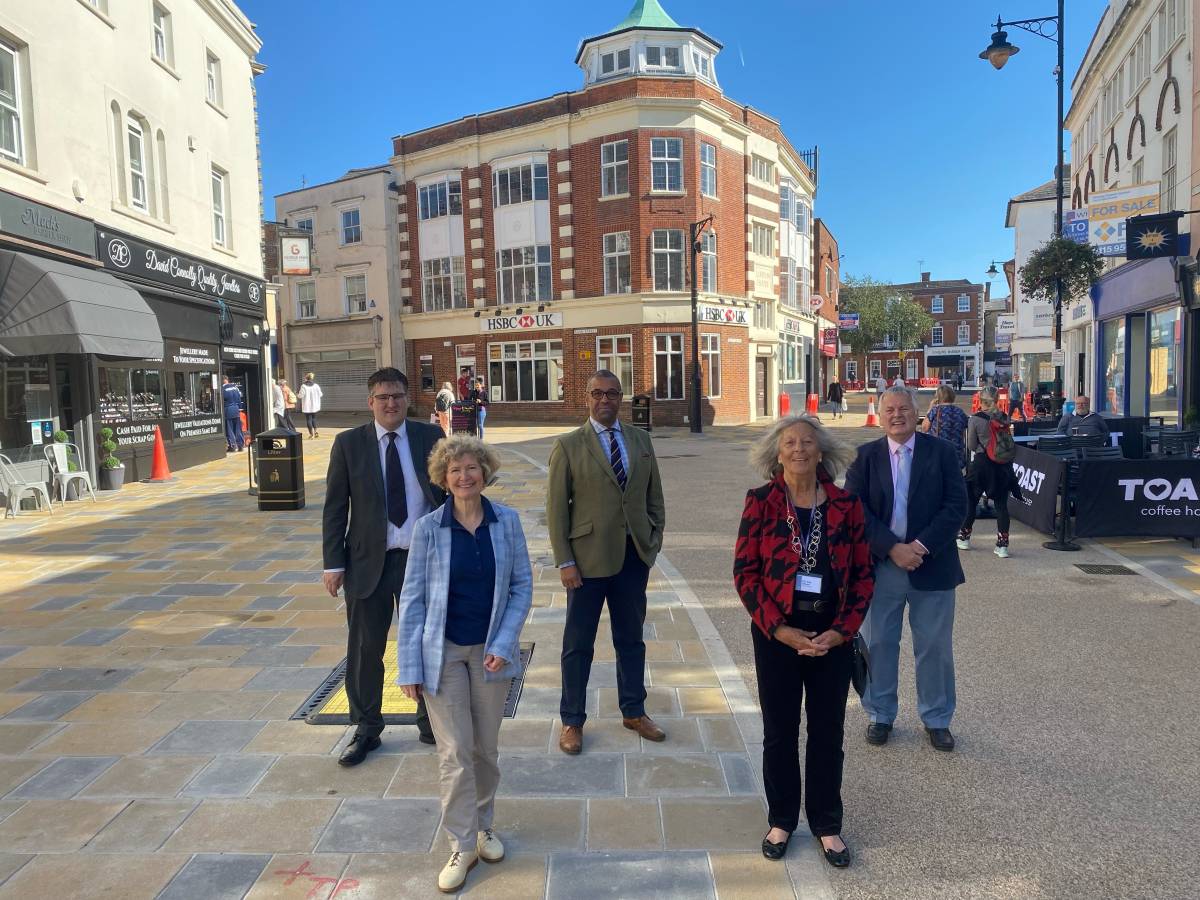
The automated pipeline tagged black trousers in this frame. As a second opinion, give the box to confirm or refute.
[752,618,853,836]
[345,548,431,740]
[304,412,318,433]
[964,461,1011,534]
[560,537,650,726]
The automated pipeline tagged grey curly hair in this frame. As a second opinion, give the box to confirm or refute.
[427,434,501,489]
[749,414,856,481]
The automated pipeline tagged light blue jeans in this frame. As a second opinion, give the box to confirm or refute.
[860,558,957,729]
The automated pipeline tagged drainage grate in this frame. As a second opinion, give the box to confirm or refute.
[293,643,534,724]
[1075,564,1137,575]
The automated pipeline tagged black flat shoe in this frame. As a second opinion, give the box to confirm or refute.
[865,722,892,745]
[418,731,437,746]
[338,734,381,767]
[761,831,791,860]
[925,727,955,752]
[817,836,851,868]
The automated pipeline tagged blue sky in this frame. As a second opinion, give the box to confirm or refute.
[243,0,1108,289]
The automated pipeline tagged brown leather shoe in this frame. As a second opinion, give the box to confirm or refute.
[558,724,582,755]
[622,715,666,742]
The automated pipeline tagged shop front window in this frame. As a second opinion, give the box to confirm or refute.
[1149,306,1180,425]
[0,355,50,460]
[487,340,563,402]
[170,371,195,417]
[130,368,164,420]
[99,367,131,423]
[1101,319,1126,414]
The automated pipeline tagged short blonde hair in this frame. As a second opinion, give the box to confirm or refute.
[935,384,956,404]
[749,414,856,481]
[427,434,501,489]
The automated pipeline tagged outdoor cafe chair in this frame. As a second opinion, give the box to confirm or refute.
[1028,422,1059,435]
[1036,434,1072,452]
[43,443,97,504]
[0,454,52,518]
[1069,434,1107,450]
[1158,431,1199,457]
[1080,446,1124,461]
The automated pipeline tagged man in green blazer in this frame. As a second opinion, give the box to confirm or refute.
[547,370,667,754]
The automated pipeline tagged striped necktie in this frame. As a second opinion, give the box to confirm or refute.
[607,429,627,489]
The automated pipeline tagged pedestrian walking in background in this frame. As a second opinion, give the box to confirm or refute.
[958,388,1018,558]
[468,377,489,439]
[279,379,298,432]
[825,378,845,420]
[920,385,969,468]
[297,372,323,438]
[1010,377,1026,417]
[458,367,472,401]
[271,379,287,431]
[845,386,968,753]
[547,369,667,755]
[955,372,964,391]
[874,375,888,395]
[221,375,244,452]
[396,435,532,893]
[734,415,873,868]
[322,367,446,765]
[891,374,904,388]
[435,382,455,436]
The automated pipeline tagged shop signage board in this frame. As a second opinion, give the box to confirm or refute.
[280,235,311,275]
[1062,208,1089,245]
[165,342,218,368]
[480,312,563,333]
[838,313,859,330]
[172,415,222,440]
[996,314,1016,335]
[97,228,264,307]
[114,420,166,447]
[698,305,749,326]
[821,328,837,356]
[1074,459,1200,537]
[1085,182,1160,257]
[1008,445,1065,535]
[222,345,260,363]
[1050,348,1066,366]
[780,317,808,335]
[0,189,96,257]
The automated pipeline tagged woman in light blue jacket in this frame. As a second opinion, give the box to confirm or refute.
[396,434,532,894]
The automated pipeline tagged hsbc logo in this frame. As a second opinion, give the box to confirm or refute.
[698,305,749,327]
[481,311,563,333]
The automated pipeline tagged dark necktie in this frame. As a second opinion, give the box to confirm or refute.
[385,432,408,529]
[607,429,627,489]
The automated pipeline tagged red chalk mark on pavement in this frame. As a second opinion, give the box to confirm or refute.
[271,861,358,899]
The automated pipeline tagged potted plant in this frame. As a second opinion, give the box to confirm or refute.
[97,427,124,490]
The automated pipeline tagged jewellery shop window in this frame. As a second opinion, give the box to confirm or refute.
[170,370,216,417]
[99,366,163,422]
[98,367,132,423]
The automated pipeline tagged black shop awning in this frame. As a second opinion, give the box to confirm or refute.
[0,249,162,358]
[927,354,969,367]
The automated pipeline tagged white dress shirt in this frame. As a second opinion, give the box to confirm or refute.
[376,420,430,551]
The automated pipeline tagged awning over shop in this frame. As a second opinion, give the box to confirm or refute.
[927,354,969,367]
[0,249,162,358]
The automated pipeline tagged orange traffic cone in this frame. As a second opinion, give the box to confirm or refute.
[863,398,880,427]
[146,425,173,482]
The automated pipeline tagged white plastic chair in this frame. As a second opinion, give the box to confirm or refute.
[44,443,97,503]
[0,454,52,518]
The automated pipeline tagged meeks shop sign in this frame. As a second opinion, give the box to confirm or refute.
[98,228,263,305]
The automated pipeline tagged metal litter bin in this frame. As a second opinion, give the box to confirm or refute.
[256,427,304,510]
[631,394,651,431]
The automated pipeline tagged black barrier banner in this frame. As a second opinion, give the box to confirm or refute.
[450,401,477,435]
[1074,459,1200,537]
[1008,445,1065,535]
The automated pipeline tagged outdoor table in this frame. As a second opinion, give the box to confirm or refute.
[1013,435,1040,445]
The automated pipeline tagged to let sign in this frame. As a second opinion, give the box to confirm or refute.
[480,312,563,333]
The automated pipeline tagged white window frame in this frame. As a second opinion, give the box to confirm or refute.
[127,118,148,211]
[600,47,631,76]
[496,244,552,303]
[487,339,563,403]
[869,359,882,380]
[296,281,316,320]
[211,167,227,247]
[493,161,548,207]
[651,229,684,291]
[844,360,858,382]
[152,3,171,64]
[692,50,711,80]
[794,197,810,236]
[932,325,944,346]
[603,232,631,295]
[1157,0,1186,60]
[779,184,794,223]
[700,142,717,197]
[780,257,797,308]
[957,323,971,345]
[701,333,721,397]
[751,156,774,183]
[601,140,628,197]
[752,223,774,257]
[422,256,467,311]
[931,295,943,313]
[1162,127,1178,211]
[295,217,313,233]
[0,40,24,165]
[596,335,633,391]
[957,294,970,313]
[650,138,682,192]
[418,179,462,220]
[645,45,681,70]
[344,273,368,315]
[340,208,361,245]
[654,333,685,400]
[205,50,222,107]
[1132,158,1145,183]
[700,231,716,293]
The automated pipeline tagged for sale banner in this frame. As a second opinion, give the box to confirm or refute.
[1074,459,1200,537]
[1008,445,1064,535]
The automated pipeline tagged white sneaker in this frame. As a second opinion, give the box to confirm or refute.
[438,850,477,893]
[994,545,1010,559]
[956,537,970,551]
[477,828,505,862]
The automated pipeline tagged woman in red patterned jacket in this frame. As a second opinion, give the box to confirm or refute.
[734,414,874,868]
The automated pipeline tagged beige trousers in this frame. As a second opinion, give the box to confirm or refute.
[423,641,509,852]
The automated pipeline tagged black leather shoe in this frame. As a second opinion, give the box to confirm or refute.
[418,731,436,746]
[761,832,790,860]
[865,723,892,745]
[338,735,381,767]
[925,727,955,752]
[817,836,851,868]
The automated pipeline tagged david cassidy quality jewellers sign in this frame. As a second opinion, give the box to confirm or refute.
[97,228,263,306]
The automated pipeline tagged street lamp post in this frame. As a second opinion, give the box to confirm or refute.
[980,0,1066,415]
[689,214,714,434]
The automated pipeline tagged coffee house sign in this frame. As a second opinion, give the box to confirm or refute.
[97,228,263,306]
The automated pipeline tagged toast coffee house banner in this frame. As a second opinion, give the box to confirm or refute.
[1074,459,1200,538]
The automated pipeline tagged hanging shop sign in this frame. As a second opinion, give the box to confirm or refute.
[480,311,563,333]
[698,305,749,326]
[98,228,264,307]
[996,314,1016,336]
[821,328,838,356]
[0,189,96,257]
[280,234,312,275]
[1125,211,1184,260]
[838,313,860,330]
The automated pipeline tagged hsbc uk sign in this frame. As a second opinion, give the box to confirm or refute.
[698,305,749,327]
[481,311,564,333]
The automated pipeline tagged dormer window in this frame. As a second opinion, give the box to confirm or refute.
[692,50,711,79]
[646,45,681,69]
[601,47,631,76]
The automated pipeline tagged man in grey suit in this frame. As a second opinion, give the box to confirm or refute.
[323,367,446,766]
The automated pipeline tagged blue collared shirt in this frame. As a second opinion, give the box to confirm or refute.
[442,495,498,647]
[589,417,630,477]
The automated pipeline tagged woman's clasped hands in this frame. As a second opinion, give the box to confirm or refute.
[774,625,845,657]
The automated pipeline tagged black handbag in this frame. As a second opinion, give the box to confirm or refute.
[851,634,871,698]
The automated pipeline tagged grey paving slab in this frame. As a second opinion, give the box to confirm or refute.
[720,753,758,795]
[4,692,94,721]
[152,721,267,755]
[245,596,293,611]
[109,595,178,611]
[546,851,715,899]
[14,668,136,692]
[7,756,119,799]
[156,583,239,597]
[64,628,128,646]
[266,570,321,583]
[38,571,112,584]
[497,753,624,797]
[315,798,441,852]
[167,541,225,551]
[133,560,173,571]
[197,628,298,647]
[30,596,88,611]
[229,560,268,572]
[157,852,271,900]
[0,647,22,662]
[240,667,329,692]
[181,755,275,797]
[232,646,316,668]
[258,549,308,560]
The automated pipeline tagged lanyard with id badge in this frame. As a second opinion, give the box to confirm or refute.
[786,500,827,610]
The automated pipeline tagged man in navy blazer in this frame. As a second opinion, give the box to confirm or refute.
[845,386,968,752]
